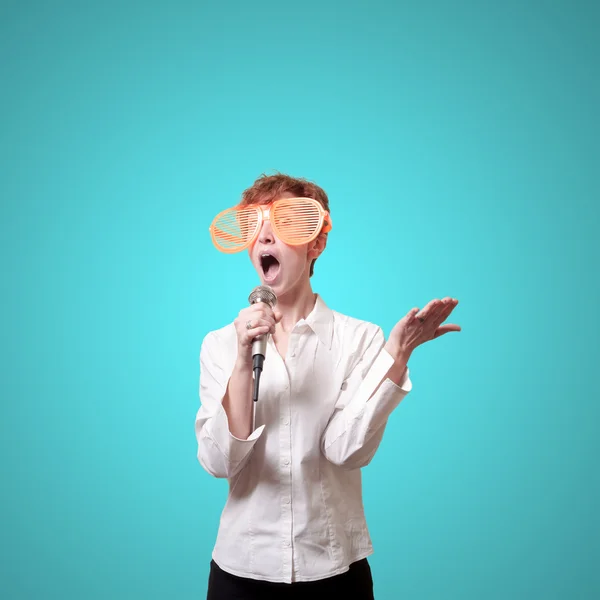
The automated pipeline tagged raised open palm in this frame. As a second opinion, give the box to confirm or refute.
[387,297,461,358]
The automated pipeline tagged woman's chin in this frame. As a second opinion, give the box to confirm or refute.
[264,278,291,298]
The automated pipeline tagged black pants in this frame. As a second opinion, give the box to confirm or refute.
[207,558,375,600]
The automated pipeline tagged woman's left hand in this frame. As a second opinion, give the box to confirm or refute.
[385,297,461,362]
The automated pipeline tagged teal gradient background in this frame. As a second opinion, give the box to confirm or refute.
[1,1,598,598]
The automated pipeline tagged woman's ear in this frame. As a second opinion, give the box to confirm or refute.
[309,232,328,258]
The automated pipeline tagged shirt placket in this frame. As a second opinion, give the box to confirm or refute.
[277,335,294,581]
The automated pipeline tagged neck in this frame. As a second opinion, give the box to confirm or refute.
[275,277,317,332]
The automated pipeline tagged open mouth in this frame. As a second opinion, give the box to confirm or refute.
[260,253,280,281]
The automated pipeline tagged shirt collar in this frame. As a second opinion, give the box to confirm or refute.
[299,294,334,350]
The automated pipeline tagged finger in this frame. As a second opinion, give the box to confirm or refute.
[248,304,277,321]
[406,307,420,323]
[416,298,441,322]
[432,298,456,325]
[428,298,448,323]
[273,309,283,323]
[256,309,277,327]
[433,324,461,339]
[426,297,457,325]
[244,317,275,331]
[239,318,272,338]
[244,324,271,344]
[441,298,459,322]
[249,304,275,319]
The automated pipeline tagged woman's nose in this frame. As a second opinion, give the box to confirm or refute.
[258,221,274,244]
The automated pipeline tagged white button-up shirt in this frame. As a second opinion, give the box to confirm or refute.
[195,295,412,584]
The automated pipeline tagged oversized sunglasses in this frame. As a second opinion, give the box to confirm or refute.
[209,197,332,254]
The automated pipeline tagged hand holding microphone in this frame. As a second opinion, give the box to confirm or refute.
[233,286,279,401]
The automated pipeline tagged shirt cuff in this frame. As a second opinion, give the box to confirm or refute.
[346,348,412,421]
[382,347,412,391]
[205,403,265,466]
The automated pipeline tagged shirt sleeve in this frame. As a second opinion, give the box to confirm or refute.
[321,326,412,470]
[195,331,265,479]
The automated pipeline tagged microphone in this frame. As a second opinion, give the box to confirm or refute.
[248,285,277,402]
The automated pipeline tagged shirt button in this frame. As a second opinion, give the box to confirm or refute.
[284,540,291,547]
[284,497,291,504]
[283,418,289,425]
[283,459,290,466]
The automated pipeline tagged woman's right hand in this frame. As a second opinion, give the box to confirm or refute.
[233,303,281,368]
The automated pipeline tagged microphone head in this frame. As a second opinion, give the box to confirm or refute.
[248,285,277,307]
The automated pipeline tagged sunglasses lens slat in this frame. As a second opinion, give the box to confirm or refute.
[272,199,322,244]
[211,207,259,252]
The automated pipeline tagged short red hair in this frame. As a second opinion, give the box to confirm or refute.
[240,173,330,277]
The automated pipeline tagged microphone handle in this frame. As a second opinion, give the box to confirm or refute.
[250,301,271,402]
[252,355,264,403]
[251,333,267,359]
[252,340,266,403]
